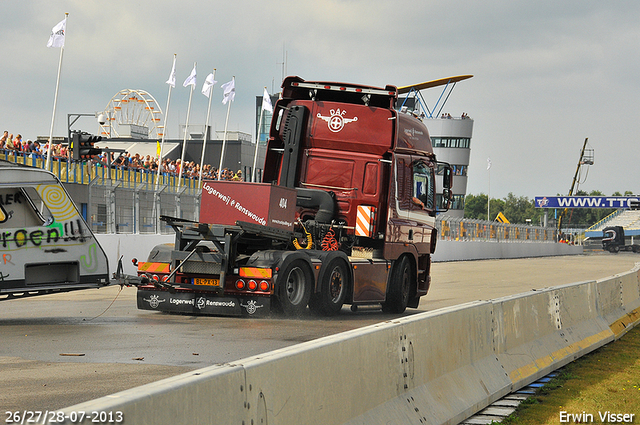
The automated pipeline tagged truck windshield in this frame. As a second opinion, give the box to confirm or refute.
[413,162,435,210]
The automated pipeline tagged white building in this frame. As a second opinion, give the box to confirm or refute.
[397,75,474,218]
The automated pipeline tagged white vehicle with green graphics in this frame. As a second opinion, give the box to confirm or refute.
[0,160,110,300]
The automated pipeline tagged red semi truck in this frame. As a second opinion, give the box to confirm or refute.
[136,76,453,316]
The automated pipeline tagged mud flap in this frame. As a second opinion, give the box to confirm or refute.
[137,289,270,317]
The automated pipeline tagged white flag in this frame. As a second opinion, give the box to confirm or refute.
[166,57,176,88]
[221,79,235,104]
[262,87,273,113]
[201,73,217,98]
[487,157,492,170]
[183,64,197,88]
[47,17,66,48]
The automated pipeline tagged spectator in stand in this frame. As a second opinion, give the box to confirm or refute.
[6,134,14,150]
[0,131,225,185]
[53,143,62,158]
[14,135,23,152]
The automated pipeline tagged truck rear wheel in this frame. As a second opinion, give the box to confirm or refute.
[309,258,349,316]
[382,256,413,314]
[276,259,313,316]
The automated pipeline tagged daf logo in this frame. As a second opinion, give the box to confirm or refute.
[145,294,165,309]
[241,300,263,315]
[317,108,358,133]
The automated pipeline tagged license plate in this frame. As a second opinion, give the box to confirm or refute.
[193,278,220,286]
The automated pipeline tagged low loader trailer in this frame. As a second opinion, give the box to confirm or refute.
[136,76,454,317]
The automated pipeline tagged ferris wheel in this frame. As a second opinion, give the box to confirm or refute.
[100,89,164,139]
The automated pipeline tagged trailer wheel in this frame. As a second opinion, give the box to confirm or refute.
[382,256,412,314]
[309,258,349,316]
[276,259,313,316]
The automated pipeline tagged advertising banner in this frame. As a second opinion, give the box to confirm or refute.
[535,196,640,209]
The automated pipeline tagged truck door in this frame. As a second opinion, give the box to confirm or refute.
[388,154,436,254]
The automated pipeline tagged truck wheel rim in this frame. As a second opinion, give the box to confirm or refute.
[329,266,344,303]
[285,267,305,305]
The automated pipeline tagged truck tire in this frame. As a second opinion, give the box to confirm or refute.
[382,256,412,314]
[309,257,349,316]
[276,258,313,316]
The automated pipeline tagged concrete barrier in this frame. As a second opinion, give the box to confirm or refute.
[344,302,511,425]
[95,234,173,276]
[493,282,614,390]
[54,264,640,425]
[58,364,247,425]
[432,240,583,262]
[596,265,640,339]
[93,233,584,272]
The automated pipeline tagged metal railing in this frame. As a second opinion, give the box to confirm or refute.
[1,150,201,234]
[436,215,559,243]
[4,150,566,241]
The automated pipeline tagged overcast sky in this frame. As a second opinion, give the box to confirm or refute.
[1,1,638,199]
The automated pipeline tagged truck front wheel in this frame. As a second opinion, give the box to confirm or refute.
[276,259,313,316]
[382,256,413,314]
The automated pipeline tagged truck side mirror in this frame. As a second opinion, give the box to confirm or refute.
[436,162,453,212]
[440,188,452,210]
[442,163,453,189]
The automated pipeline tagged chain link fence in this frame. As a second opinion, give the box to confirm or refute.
[1,152,201,235]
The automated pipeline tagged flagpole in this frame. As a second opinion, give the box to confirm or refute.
[252,87,268,183]
[218,76,234,181]
[156,54,176,191]
[199,69,216,185]
[177,62,196,188]
[46,12,68,171]
[487,160,491,222]
[252,107,264,182]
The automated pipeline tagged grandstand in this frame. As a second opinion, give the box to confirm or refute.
[585,209,640,238]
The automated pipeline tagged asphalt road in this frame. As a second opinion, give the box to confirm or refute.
[1,252,638,412]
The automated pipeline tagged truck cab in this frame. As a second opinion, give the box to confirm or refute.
[136,77,452,317]
[262,77,452,311]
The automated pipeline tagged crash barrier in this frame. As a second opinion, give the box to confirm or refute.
[95,234,174,276]
[437,216,560,244]
[0,150,202,189]
[432,239,582,261]
[1,151,201,235]
[55,263,640,425]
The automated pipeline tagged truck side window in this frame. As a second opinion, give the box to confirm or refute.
[362,162,378,196]
[412,161,435,210]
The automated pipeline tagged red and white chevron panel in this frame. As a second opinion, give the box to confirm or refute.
[355,205,375,237]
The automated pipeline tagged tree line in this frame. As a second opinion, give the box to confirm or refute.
[463,190,635,228]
